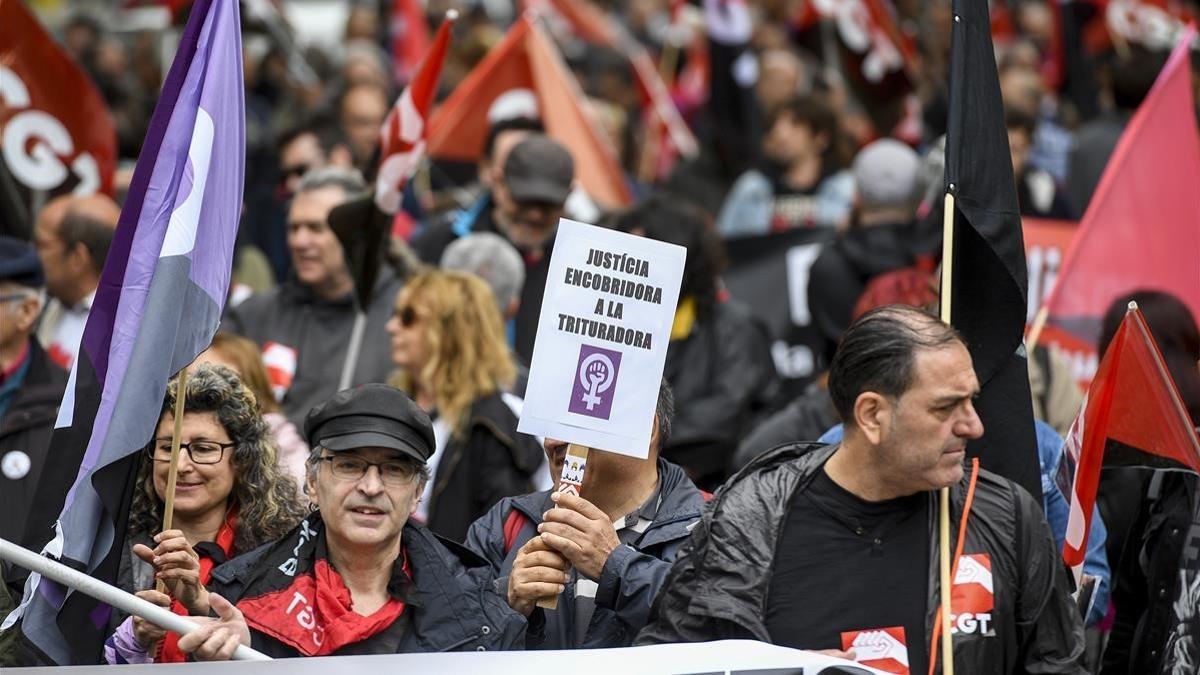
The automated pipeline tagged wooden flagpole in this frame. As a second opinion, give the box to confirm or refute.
[536,443,591,610]
[938,193,956,675]
[156,364,190,594]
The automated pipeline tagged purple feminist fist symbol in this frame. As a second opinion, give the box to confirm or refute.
[569,344,622,420]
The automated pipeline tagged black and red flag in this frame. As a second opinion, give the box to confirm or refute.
[944,0,1041,500]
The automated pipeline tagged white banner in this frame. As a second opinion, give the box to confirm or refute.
[19,640,888,674]
[519,219,686,459]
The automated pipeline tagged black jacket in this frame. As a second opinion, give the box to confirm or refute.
[465,459,706,649]
[222,271,402,429]
[636,442,1086,674]
[426,393,543,542]
[731,382,838,471]
[207,520,526,655]
[0,340,68,548]
[662,298,778,483]
[1101,471,1196,674]
[807,222,916,365]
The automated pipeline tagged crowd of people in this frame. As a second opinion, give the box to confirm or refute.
[2,0,1200,672]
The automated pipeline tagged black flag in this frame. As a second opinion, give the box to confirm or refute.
[944,0,1041,501]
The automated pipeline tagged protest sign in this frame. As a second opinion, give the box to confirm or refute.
[519,218,685,459]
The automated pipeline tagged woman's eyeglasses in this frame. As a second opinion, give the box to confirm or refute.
[396,305,420,328]
[147,439,235,465]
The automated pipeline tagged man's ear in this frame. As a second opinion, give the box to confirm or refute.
[305,467,320,509]
[409,481,425,517]
[67,242,92,276]
[853,392,891,446]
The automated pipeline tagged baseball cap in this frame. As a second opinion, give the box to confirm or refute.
[0,236,44,288]
[304,384,435,463]
[503,135,574,205]
[852,139,922,209]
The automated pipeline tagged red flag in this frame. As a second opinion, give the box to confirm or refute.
[390,0,432,86]
[1060,304,1200,583]
[0,0,116,206]
[1038,26,1200,369]
[375,13,455,215]
[425,17,632,209]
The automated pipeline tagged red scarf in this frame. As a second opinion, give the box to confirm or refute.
[236,540,410,653]
[157,509,238,663]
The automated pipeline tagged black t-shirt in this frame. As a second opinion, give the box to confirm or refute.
[766,466,930,674]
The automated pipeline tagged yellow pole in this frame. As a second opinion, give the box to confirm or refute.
[1026,305,1049,353]
[938,192,956,675]
[155,365,190,593]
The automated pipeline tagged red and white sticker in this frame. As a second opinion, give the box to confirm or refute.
[841,626,909,674]
[262,342,298,403]
[951,553,996,636]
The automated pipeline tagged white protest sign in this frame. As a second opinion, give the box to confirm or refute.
[519,218,685,458]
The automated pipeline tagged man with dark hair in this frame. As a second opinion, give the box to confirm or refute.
[717,93,856,236]
[138,384,526,659]
[466,381,706,649]
[33,194,121,369]
[224,167,402,428]
[638,305,1085,673]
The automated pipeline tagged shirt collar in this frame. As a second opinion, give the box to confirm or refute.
[615,480,662,532]
[0,341,31,384]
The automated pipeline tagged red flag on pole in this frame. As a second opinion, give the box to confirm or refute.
[375,12,455,215]
[1036,25,1200,380]
[1060,304,1200,583]
[425,16,632,209]
[0,0,117,209]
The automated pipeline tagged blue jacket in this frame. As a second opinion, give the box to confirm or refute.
[464,459,706,649]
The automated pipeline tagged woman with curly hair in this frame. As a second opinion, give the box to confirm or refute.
[104,364,307,664]
[386,270,543,541]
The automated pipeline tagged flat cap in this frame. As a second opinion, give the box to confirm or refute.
[304,384,434,463]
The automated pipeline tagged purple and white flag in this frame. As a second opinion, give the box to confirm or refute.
[5,0,244,664]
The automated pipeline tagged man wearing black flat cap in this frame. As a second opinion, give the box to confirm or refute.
[159,384,526,660]
[0,236,68,554]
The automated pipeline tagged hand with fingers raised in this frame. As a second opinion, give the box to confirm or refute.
[132,529,210,615]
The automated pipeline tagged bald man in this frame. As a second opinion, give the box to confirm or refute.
[33,194,121,369]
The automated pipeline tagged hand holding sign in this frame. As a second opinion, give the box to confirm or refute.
[539,491,621,581]
[519,219,685,609]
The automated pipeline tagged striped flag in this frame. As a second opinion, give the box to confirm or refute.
[5,0,244,664]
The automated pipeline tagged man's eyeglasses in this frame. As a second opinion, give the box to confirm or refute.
[147,439,236,465]
[316,455,418,486]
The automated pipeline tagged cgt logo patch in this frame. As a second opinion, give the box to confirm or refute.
[841,626,909,674]
[951,553,996,637]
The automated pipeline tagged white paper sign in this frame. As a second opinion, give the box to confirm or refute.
[518,218,685,458]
